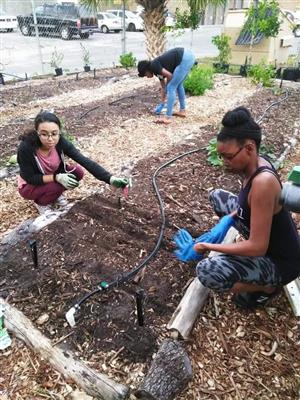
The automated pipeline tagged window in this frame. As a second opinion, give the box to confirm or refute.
[34,6,44,15]
[44,5,56,16]
[229,0,251,10]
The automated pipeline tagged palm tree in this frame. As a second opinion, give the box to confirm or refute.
[135,0,167,58]
[80,0,226,59]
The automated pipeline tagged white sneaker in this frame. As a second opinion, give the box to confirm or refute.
[56,195,69,208]
[34,203,54,216]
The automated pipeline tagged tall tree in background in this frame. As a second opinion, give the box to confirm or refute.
[175,0,227,47]
[81,0,226,58]
[135,0,167,58]
[80,0,167,58]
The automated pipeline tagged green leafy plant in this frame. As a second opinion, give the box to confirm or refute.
[119,52,137,69]
[6,154,18,166]
[80,43,90,66]
[206,138,223,167]
[286,54,298,67]
[246,0,281,39]
[212,34,231,65]
[50,48,64,69]
[174,8,202,31]
[259,142,276,161]
[184,65,214,96]
[248,60,275,86]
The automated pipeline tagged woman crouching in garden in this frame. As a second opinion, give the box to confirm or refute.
[194,106,300,309]
[17,111,128,215]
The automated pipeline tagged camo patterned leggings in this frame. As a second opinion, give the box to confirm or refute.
[196,189,282,292]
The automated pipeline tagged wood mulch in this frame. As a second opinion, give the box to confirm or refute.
[0,71,299,400]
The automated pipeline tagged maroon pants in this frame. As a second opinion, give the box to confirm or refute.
[19,165,84,205]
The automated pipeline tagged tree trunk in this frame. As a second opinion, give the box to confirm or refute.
[137,0,167,58]
[135,339,192,400]
[1,298,129,400]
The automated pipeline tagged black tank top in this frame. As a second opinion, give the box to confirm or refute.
[237,165,300,285]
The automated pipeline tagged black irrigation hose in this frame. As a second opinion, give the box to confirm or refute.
[72,86,291,310]
[256,88,289,124]
[75,147,207,308]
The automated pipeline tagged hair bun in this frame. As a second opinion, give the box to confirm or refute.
[222,106,252,127]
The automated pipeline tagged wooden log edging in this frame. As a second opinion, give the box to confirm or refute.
[1,298,129,400]
[135,339,192,400]
[167,227,239,340]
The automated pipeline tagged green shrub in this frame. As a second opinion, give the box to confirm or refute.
[184,65,214,96]
[248,60,275,87]
[206,138,223,167]
[119,52,137,69]
[212,34,231,65]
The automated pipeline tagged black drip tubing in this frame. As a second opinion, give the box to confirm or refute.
[74,87,290,309]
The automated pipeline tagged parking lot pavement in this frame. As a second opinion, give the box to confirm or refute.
[0,26,222,77]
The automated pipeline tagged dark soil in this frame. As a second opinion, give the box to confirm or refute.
[0,79,300,392]
[0,67,129,106]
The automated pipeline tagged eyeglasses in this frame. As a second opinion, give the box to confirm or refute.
[219,146,244,161]
[38,132,60,139]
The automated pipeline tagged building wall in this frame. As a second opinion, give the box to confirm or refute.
[224,9,297,66]
[279,0,300,11]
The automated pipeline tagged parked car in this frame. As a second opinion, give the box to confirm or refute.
[17,3,98,40]
[0,11,18,32]
[97,12,123,33]
[106,9,144,31]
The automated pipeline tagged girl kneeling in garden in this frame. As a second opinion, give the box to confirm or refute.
[17,111,128,215]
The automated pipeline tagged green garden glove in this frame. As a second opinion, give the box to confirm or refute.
[55,173,79,189]
[110,176,129,189]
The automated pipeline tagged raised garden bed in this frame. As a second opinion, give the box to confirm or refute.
[0,73,300,399]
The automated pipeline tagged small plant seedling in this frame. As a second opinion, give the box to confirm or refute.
[119,52,137,69]
[206,138,223,167]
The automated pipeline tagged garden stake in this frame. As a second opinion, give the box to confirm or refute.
[135,289,145,326]
[28,239,38,268]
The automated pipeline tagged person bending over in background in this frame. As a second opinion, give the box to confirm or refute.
[137,47,195,125]
[17,111,128,215]
[194,106,300,309]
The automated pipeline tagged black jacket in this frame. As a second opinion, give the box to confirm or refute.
[17,136,112,186]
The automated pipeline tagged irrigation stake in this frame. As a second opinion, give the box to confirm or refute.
[135,289,145,327]
[28,239,38,269]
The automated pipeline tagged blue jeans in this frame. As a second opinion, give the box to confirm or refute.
[166,49,195,117]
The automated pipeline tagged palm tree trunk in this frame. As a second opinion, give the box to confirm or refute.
[140,1,167,58]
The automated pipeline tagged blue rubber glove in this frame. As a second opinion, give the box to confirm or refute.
[173,215,235,263]
[173,229,203,262]
[209,215,235,243]
[154,103,166,115]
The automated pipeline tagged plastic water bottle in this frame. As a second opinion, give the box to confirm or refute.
[0,303,12,350]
